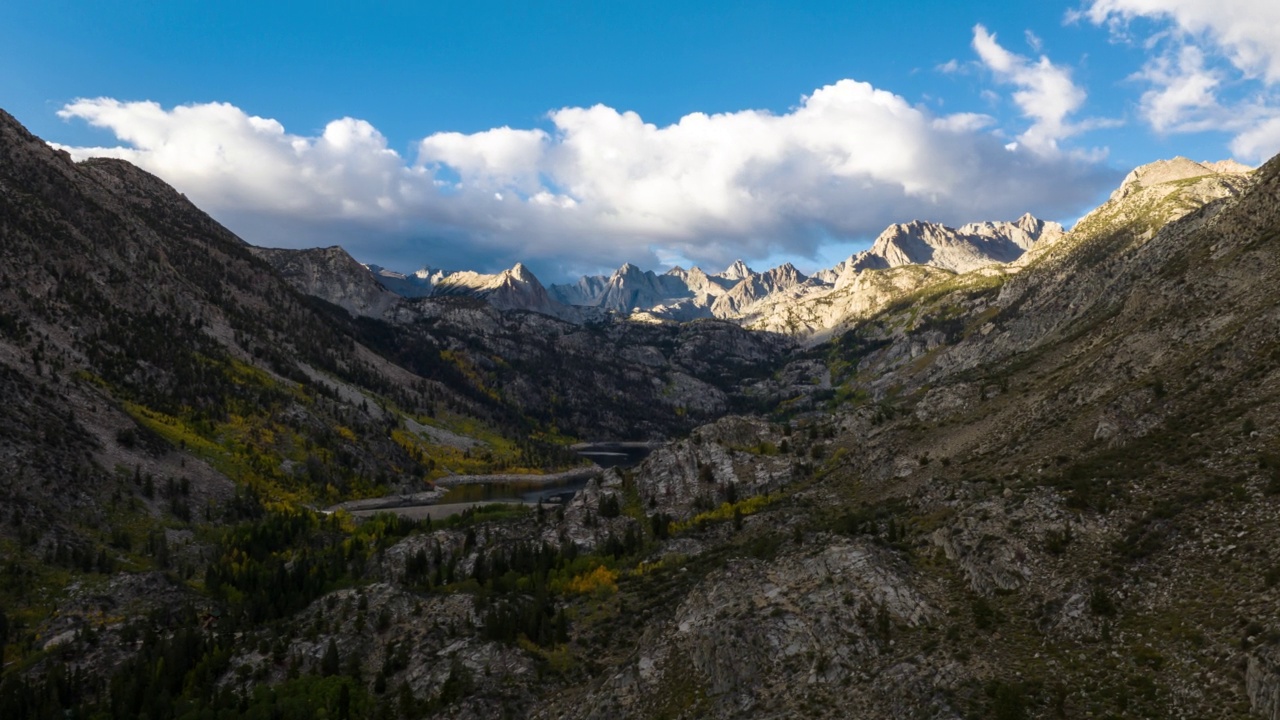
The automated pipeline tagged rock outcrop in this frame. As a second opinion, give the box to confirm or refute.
[253,245,401,317]
[846,213,1064,275]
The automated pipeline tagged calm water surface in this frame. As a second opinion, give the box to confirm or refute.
[434,443,654,507]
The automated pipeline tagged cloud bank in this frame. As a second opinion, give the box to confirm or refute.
[58,83,1115,278]
[42,4,1280,277]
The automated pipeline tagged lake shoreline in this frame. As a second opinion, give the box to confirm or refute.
[323,442,654,518]
[325,467,603,515]
[433,466,601,487]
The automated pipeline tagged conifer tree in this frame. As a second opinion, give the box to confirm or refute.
[321,638,340,677]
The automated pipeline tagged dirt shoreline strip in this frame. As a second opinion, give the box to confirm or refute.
[432,466,601,487]
[323,466,602,514]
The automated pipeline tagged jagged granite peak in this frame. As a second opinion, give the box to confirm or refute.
[809,258,847,285]
[549,273,611,306]
[431,262,567,316]
[366,263,438,298]
[550,262,681,311]
[762,262,807,290]
[635,265,737,321]
[590,262,691,312]
[503,258,772,318]
[710,276,769,317]
[263,152,1240,331]
[843,214,1064,278]
[683,266,735,296]
[960,212,1065,252]
[717,259,756,282]
[359,153,1249,331]
[509,261,535,282]
[709,262,811,318]
[612,262,642,278]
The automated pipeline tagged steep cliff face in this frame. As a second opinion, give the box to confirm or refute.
[1249,649,1280,720]
[252,245,401,317]
[847,213,1065,274]
[708,263,808,317]
[587,263,689,312]
[549,272,611,306]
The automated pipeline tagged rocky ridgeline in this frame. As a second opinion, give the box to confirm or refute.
[257,161,1250,351]
[260,210,1082,342]
[850,213,1064,274]
[628,415,803,519]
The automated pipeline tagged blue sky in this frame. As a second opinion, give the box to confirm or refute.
[4,1,1279,280]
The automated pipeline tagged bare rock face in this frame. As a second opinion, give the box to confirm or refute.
[708,262,808,317]
[630,415,797,520]
[552,260,763,319]
[225,582,540,714]
[1061,157,1254,254]
[1248,649,1280,720]
[429,262,574,319]
[678,265,736,297]
[742,264,955,342]
[1108,156,1251,203]
[913,383,978,423]
[717,259,755,283]
[253,245,400,317]
[555,263,693,313]
[561,540,938,718]
[540,471,641,551]
[848,213,1065,275]
[547,272,611,306]
[269,206,1067,341]
[723,215,1059,342]
[931,505,1033,596]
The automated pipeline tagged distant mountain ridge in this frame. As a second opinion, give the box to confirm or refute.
[336,211,1073,331]
[846,213,1065,275]
[256,157,1252,346]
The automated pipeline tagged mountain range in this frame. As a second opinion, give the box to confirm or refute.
[267,210,1074,336]
[4,103,1280,720]
[269,160,1237,346]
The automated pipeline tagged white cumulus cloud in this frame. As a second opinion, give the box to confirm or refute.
[1084,0,1280,161]
[971,25,1092,155]
[1230,114,1280,160]
[1134,45,1223,132]
[1085,0,1280,82]
[58,99,411,220]
[56,87,1115,278]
